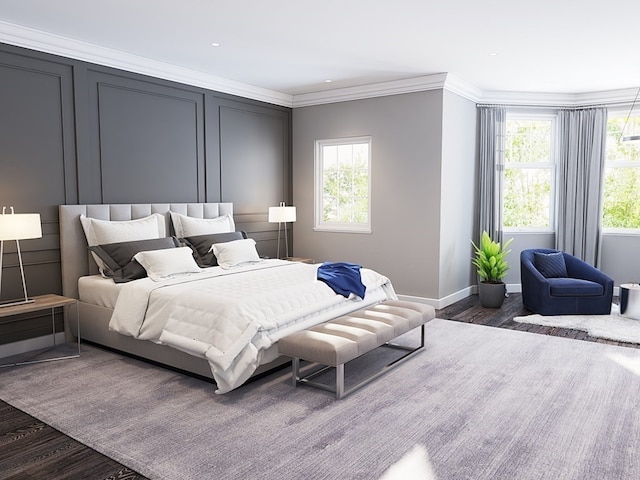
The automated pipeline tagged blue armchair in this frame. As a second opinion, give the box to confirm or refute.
[520,248,613,315]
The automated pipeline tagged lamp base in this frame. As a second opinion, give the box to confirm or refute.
[0,297,35,308]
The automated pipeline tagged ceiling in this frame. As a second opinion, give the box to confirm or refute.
[1,0,639,106]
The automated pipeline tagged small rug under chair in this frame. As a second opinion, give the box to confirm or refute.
[514,304,640,344]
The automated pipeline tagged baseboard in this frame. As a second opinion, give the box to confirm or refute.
[398,283,523,310]
[398,286,475,310]
[0,332,66,359]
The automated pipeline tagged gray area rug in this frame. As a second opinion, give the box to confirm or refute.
[1,319,640,480]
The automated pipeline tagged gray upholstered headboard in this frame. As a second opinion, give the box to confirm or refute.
[59,203,233,299]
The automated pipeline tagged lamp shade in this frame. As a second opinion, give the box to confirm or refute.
[0,213,42,241]
[268,205,296,223]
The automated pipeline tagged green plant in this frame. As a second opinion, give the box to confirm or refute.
[471,231,513,283]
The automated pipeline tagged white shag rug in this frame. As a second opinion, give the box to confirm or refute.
[514,304,640,344]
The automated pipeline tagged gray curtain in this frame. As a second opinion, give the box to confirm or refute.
[556,107,608,266]
[478,105,506,244]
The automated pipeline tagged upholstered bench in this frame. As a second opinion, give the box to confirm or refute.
[278,300,435,399]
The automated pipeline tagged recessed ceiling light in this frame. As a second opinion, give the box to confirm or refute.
[325,79,332,83]
[488,52,498,56]
[211,42,221,47]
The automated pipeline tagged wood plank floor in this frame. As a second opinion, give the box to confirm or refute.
[1,292,636,479]
[437,292,640,349]
[0,400,149,479]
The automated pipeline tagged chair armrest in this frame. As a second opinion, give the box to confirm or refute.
[521,257,551,291]
[564,255,613,285]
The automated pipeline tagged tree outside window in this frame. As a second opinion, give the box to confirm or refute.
[602,114,640,230]
[503,116,555,231]
[315,137,371,233]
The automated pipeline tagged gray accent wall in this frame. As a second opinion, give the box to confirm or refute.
[292,90,477,304]
[0,43,291,346]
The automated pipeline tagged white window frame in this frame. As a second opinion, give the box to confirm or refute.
[314,136,372,234]
[602,108,640,234]
[502,112,557,233]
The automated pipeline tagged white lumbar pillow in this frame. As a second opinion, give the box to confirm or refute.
[211,238,261,269]
[170,212,235,237]
[134,247,202,281]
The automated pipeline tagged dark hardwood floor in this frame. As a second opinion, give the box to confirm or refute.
[437,292,639,349]
[0,399,148,480]
[1,292,635,479]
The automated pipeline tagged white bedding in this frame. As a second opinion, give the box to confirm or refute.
[107,259,397,393]
[79,275,124,308]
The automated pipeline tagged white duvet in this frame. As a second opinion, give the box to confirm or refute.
[108,259,397,393]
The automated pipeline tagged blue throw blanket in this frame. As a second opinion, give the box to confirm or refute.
[317,262,366,299]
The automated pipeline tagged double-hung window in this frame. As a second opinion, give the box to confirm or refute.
[502,114,556,232]
[314,136,371,233]
[602,110,640,231]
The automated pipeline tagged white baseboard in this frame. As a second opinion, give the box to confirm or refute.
[398,283,523,310]
[0,332,66,359]
[398,286,475,310]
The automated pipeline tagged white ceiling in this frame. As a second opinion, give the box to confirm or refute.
[1,0,639,106]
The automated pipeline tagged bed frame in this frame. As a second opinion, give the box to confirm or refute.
[58,203,284,380]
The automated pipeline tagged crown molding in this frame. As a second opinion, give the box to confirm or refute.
[479,87,640,107]
[292,73,451,108]
[292,72,485,108]
[1,20,637,110]
[0,20,294,108]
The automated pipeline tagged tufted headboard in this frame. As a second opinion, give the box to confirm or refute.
[59,203,233,299]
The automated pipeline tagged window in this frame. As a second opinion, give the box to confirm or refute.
[602,111,640,231]
[502,114,556,231]
[314,136,371,233]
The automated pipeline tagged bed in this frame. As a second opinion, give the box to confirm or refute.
[59,203,397,393]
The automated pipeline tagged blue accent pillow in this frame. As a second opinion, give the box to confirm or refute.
[534,252,568,278]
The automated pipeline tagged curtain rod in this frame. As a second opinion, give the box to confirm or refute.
[477,102,630,110]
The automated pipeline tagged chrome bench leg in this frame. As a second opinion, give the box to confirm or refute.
[292,357,300,387]
[336,364,345,399]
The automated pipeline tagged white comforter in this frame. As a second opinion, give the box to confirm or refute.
[108,260,397,393]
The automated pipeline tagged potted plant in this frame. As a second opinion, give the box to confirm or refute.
[471,231,513,308]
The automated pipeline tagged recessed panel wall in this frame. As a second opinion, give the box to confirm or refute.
[0,43,291,347]
[0,52,76,305]
[219,102,289,213]
[89,74,205,204]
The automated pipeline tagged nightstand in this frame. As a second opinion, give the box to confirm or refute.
[284,257,315,264]
[0,294,80,367]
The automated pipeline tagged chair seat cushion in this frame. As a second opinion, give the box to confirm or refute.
[548,278,604,297]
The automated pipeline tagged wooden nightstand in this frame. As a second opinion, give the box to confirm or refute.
[0,294,80,367]
[284,257,315,264]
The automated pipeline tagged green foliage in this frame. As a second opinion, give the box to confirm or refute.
[471,231,513,283]
[322,143,369,224]
[503,119,553,228]
[602,116,640,229]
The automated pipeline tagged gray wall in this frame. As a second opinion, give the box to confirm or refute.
[293,89,478,304]
[0,43,291,345]
[439,90,477,300]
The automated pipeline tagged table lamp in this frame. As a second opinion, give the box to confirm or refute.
[268,202,296,259]
[0,207,42,307]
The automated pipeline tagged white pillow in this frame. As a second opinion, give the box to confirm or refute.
[211,238,261,269]
[80,213,166,273]
[133,247,202,281]
[170,212,235,237]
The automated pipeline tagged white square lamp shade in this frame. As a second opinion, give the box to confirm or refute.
[0,213,42,241]
[0,210,43,306]
[268,203,296,259]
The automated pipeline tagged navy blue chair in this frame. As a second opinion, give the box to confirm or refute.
[520,248,613,316]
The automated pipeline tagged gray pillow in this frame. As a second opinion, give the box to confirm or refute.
[182,231,247,267]
[90,237,181,283]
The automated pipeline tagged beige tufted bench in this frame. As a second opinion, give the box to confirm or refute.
[278,300,435,399]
